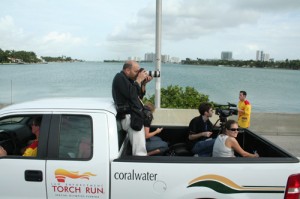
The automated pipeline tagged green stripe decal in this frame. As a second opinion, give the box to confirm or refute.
[187,174,285,194]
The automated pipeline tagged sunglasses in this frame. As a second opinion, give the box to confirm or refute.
[229,128,239,132]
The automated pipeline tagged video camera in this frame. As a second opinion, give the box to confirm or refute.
[215,102,238,123]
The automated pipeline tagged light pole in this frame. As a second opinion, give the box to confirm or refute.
[155,0,162,108]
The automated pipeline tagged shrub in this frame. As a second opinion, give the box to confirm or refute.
[143,85,211,109]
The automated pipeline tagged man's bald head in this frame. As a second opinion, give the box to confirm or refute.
[123,60,140,80]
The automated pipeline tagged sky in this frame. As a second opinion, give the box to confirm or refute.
[1,0,300,61]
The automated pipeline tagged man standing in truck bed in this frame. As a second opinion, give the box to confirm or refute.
[112,60,151,156]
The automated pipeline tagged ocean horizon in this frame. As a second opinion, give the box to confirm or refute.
[1,62,299,113]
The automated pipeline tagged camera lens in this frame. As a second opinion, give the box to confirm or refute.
[148,70,160,77]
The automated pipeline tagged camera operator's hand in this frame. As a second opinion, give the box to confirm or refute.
[202,131,213,137]
[143,76,153,85]
[136,70,147,85]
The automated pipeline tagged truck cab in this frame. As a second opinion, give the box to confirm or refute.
[0,98,300,199]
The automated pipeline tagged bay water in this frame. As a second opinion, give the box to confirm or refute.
[0,62,299,113]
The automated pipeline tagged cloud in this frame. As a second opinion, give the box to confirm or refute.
[104,0,300,60]
[108,0,300,42]
[1,0,300,60]
[0,16,27,50]
[42,31,85,45]
[0,15,86,55]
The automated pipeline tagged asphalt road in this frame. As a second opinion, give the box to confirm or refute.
[262,135,300,158]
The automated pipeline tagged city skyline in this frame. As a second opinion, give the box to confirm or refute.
[1,0,300,61]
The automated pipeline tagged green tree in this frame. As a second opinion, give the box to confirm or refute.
[143,85,210,109]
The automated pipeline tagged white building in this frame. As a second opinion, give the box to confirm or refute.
[128,56,141,62]
[256,50,270,61]
[221,51,233,60]
[170,57,180,63]
[144,53,155,62]
[161,54,170,63]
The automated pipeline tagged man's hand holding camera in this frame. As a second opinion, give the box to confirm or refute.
[136,69,148,85]
[136,68,153,87]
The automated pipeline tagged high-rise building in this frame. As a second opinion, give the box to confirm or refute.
[128,56,141,61]
[264,53,270,61]
[256,50,270,61]
[144,53,155,62]
[161,54,170,63]
[256,50,261,61]
[221,51,233,60]
[144,52,180,63]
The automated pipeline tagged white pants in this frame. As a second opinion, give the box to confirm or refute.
[121,114,147,156]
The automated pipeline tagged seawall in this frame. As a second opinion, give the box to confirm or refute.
[152,109,300,136]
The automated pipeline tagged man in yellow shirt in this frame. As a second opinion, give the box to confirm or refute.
[238,91,251,128]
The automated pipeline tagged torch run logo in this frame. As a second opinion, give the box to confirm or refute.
[55,168,96,183]
[52,169,104,196]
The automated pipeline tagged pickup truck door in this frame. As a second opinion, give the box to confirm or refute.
[0,113,51,199]
[45,113,110,199]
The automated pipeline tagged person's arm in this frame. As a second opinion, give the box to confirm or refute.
[139,76,153,99]
[244,103,251,116]
[188,131,212,140]
[144,127,163,139]
[0,146,7,157]
[228,137,258,158]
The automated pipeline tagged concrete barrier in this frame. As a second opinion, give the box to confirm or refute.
[152,109,300,136]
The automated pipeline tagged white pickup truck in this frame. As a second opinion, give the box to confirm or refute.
[0,98,299,199]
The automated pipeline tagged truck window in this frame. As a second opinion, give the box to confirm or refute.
[58,115,93,159]
[0,114,43,157]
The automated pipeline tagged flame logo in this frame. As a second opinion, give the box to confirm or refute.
[55,168,96,183]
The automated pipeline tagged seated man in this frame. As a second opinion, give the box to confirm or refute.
[187,102,215,157]
[0,117,41,157]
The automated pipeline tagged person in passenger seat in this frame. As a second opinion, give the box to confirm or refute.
[0,117,42,157]
[22,117,42,157]
[213,120,259,158]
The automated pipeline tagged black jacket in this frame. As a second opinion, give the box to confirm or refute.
[112,71,143,114]
[187,116,213,149]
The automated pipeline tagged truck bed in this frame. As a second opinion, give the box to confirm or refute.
[117,125,299,163]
